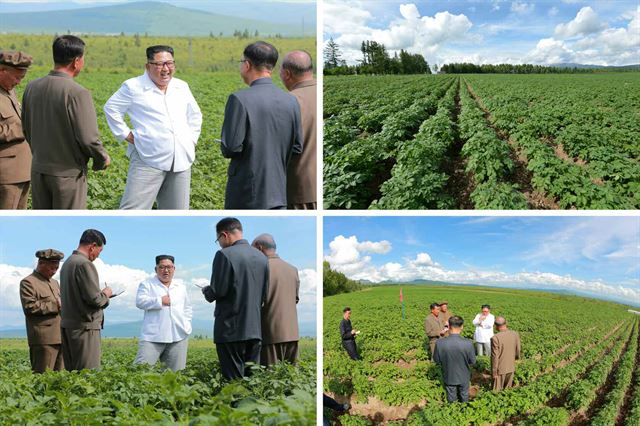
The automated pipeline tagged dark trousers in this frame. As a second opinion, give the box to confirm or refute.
[31,171,87,210]
[61,328,101,371]
[216,339,261,380]
[260,341,299,366]
[445,382,470,403]
[29,344,64,373]
[342,340,360,360]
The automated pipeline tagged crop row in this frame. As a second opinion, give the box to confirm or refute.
[625,336,640,426]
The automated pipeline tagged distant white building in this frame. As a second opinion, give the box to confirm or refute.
[628,310,640,315]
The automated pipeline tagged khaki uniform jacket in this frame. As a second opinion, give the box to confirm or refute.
[22,71,109,177]
[286,79,317,205]
[424,313,441,339]
[19,270,61,346]
[439,311,452,337]
[60,250,110,330]
[491,329,521,376]
[0,87,31,184]
[261,255,300,344]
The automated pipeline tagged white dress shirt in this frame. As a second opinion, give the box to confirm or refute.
[104,72,202,172]
[136,276,193,343]
[472,313,495,343]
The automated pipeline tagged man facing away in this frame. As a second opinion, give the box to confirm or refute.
[252,233,300,366]
[22,35,110,209]
[490,316,521,392]
[433,316,476,403]
[221,41,303,210]
[104,45,202,210]
[134,255,193,371]
[340,307,360,360]
[19,249,65,372]
[202,217,269,379]
[60,229,112,370]
[279,50,317,210]
[472,304,495,356]
[0,50,32,209]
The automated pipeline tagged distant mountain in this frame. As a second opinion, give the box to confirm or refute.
[550,63,640,70]
[0,1,308,37]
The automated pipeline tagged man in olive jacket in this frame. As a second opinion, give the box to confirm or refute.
[202,218,269,379]
[19,249,65,373]
[491,316,522,391]
[60,229,113,370]
[22,35,110,209]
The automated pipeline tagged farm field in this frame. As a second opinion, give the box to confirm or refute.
[323,285,640,425]
[2,34,315,209]
[323,73,640,210]
[0,337,316,424]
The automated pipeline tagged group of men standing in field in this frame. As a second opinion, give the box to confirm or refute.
[19,218,302,380]
[0,35,316,210]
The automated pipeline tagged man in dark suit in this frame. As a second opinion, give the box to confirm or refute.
[60,229,112,370]
[22,35,110,209]
[220,41,303,210]
[491,316,521,391]
[202,217,269,379]
[433,315,476,403]
[340,307,360,360]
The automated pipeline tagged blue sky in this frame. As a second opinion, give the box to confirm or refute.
[324,216,640,306]
[0,216,317,333]
[324,0,640,66]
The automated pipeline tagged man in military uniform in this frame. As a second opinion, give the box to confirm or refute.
[424,302,446,357]
[0,51,32,209]
[19,249,65,373]
[438,301,453,337]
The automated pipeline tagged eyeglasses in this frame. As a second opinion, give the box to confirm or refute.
[215,232,226,244]
[157,265,174,271]
[148,61,176,69]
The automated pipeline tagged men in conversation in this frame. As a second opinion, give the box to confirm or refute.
[19,249,65,373]
[433,316,476,403]
[279,50,317,210]
[491,316,521,391]
[0,50,32,209]
[22,35,110,209]
[60,229,112,370]
[252,233,300,366]
[340,307,361,360]
[424,302,446,357]
[134,255,192,371]
[202,217,269,379]
[221,41,303,210]
[104,45,202,210]
[472,304,495,356]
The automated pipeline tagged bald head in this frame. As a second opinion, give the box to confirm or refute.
[495,316,507,330]
[252,233,277,255]
[280,50,313,90]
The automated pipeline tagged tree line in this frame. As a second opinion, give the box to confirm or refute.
[323,262,363,296]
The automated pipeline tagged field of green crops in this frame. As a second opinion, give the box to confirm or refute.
[0,337,316,424]
[323,285,640,425]
[323,73,640,210]
[2,34,315,209]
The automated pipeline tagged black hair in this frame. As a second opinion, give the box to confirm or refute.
[282,50,313,76]
[430,303,439,311]
[343,307,351,313]
[448,316,464,328]
[146,45,174,61]
[481,304,491,310]
[156,254,175,265]
[216,217,243,234]
[52,35,85,65]
[243,41,278,71]
[79,229,106,246]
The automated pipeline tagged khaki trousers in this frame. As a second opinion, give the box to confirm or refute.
[260,341,299,366]
[492,372,514,391]
[29,344,64,373]
[0,182,29,209]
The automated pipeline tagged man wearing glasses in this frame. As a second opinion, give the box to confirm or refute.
[202,217,269,380]
[134,255,192,371]
[104,45,202,209]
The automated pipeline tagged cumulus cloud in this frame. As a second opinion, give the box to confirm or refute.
[555,6,604,38]
[511,1,535,15]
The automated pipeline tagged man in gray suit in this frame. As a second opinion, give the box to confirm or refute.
[202,217,269,380]
[22,35,110,209]
[433,315,476,403]
[60,229,112,370]
[221,41,303,210]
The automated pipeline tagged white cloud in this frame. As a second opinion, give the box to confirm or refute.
[324,0,372,35]
[412,253,435,266]
[555,6,604,38]
[526,37,574,64]
[511,1,535,15]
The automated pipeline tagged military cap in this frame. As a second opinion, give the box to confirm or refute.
[35,249,64,261]
[438,300,449,306]
[0,51,33,69]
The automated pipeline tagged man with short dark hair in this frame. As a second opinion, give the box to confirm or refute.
[280,50,317,210]
[60,229,112,370]
[202,217,269,379]
[0,50,32,209]
[104,45,202,210]
[19,249,65,372]
[433,316,476,403]
[22,35,110,209]
[134,254,192,371]
[439,301,453,337]
[221,41,303,209]
[340,307,360,360]
[472,304,495,356]
[424,302,446,357]
[252,233,300,366]
[490,316,521,391]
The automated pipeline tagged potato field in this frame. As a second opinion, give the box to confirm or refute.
[323,286,640,425]
[0,338,316,425]
[323,73,640,210]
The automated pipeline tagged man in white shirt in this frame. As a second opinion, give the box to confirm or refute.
[134,255,192,371]
[472,304,495,356]
[104,45,202,210]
